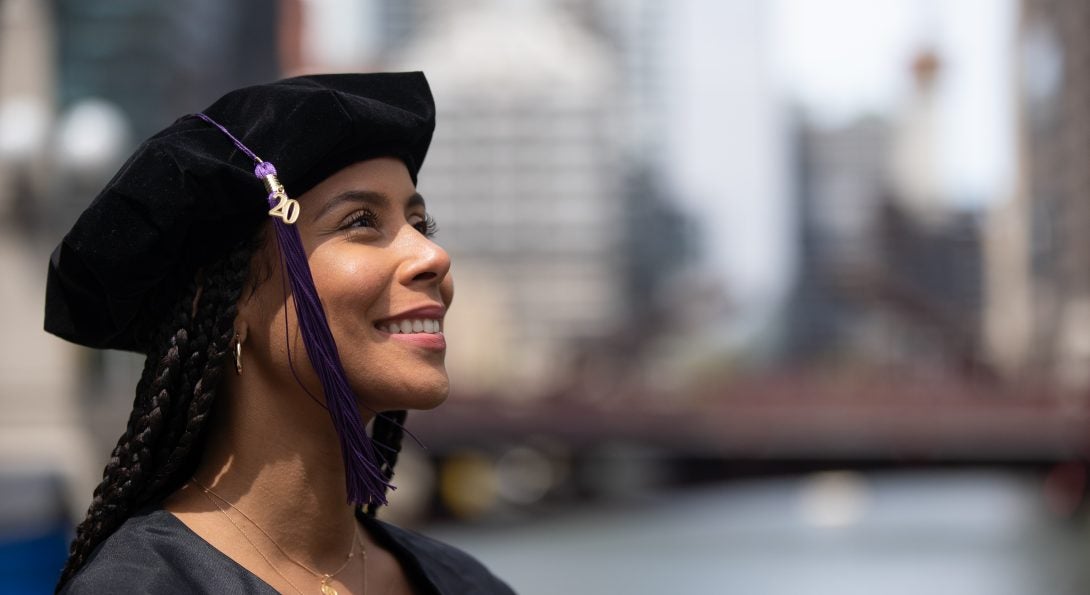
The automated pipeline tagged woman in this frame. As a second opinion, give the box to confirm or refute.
[45,72,515,594]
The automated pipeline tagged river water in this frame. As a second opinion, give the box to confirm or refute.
[431,469,1089,595]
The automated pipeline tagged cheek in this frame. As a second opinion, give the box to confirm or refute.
[310,250,389,331]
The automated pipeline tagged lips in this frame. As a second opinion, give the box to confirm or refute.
[374,305,446,351]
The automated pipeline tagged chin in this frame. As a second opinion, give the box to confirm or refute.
[356,375,450,412]
[401,377,450,411]
[410,390,448,411]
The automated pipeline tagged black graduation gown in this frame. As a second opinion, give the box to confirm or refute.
[60,508,516,594]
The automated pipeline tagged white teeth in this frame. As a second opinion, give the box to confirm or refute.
[381,319,443,334]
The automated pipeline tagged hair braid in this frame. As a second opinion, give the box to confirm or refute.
[55,326,187,589]
[366,409,409,517]
[143,245,254,501]
[55,242,254,591]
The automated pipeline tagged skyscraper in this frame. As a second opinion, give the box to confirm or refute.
[1006,0,1090,388]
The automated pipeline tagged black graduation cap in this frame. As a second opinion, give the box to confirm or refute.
[44,72,435,353]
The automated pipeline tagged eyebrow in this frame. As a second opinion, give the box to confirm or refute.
[311,190,426,223]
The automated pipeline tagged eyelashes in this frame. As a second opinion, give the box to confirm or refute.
[417,214,439,238]
[341,209,439,239]
[342,208,379,231]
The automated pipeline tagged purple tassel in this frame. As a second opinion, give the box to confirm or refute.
[268,214,392,506]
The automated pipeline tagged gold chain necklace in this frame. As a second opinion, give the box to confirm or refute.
[194,484,307,594]
[190,479,367,595]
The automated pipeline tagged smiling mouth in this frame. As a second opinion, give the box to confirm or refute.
[376,318,443,334]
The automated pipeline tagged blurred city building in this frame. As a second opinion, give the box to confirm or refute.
[781,116,889,363]
[0,0,53,229]
[990,0,1090,390]
[782,51,985,377]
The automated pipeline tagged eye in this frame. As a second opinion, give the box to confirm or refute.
[414,213,439,238]
[342,208,379,231]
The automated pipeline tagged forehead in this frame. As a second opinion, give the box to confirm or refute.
[299,159,425,226]
[300,157,415,203]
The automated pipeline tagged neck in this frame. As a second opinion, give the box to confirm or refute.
[189,368,366,564]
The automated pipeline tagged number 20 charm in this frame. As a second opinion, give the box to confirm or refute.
[268,189,300,224]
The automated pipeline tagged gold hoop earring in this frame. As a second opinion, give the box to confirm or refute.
[234,334,243,375]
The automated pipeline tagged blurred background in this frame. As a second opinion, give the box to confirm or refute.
[2,0,1090,593]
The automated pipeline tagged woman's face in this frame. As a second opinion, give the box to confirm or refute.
[238,157,454,413]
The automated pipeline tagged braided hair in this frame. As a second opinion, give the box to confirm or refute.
[366,409,409,518]
[55,238,410,590]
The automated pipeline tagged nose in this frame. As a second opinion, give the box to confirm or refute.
[396,224,452,289]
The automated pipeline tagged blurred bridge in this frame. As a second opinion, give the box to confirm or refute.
[411,374,1090,464]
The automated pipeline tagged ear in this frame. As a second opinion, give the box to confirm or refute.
[231,242,272,341]
[232,289,255,346]
[234,321,248,346]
